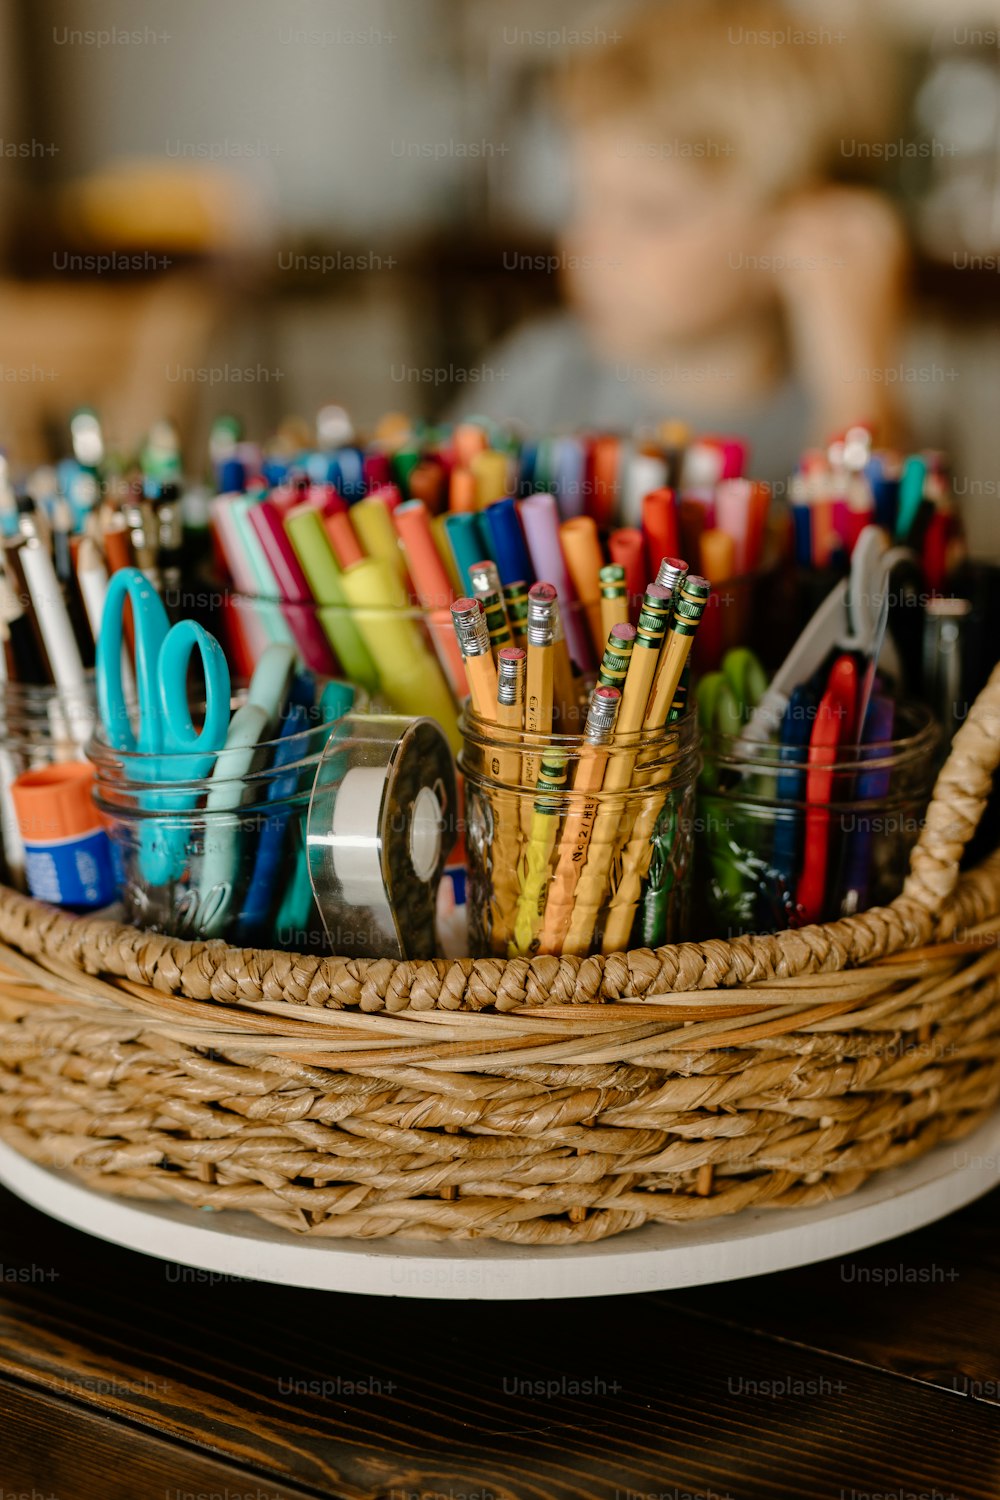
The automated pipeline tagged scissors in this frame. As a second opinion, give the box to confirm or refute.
[96,566,231,885]
[697,648,769,743]
[743,525,909,742]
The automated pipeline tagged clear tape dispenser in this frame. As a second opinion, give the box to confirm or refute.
[306,713,457,959]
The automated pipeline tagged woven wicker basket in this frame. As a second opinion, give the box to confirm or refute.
[1,665,999,1246]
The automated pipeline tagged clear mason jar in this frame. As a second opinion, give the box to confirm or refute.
[459,707,701,958]
[89,685,363,950]
[696,701,941,937]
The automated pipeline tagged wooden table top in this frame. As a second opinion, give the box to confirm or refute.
[2,1183,999,1500]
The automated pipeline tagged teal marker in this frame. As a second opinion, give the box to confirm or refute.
[443,511,490,597]
[895,454,927,544]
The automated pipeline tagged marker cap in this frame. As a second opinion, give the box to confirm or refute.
[11,762,102,842]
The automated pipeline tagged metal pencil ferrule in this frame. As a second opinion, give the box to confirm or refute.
[526,589,556,648]
[451,601,491,658]
[599,563,626,598]
[496,651,525,708]
[584,685,621,744]
[469,561,502,599]
[656,557,689,595]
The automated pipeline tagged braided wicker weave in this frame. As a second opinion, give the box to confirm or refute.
[1,666,999,1245]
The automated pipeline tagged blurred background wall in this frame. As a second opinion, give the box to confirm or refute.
[2,0,1000,552]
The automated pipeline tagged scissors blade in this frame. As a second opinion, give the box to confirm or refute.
[743,581,848,742]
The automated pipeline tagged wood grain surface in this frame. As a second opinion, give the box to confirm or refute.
[1,1184,999,1500]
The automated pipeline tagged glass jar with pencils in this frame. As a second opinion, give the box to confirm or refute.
[459,704,702,960]
[695,700,941,939]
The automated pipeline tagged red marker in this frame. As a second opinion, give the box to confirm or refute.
[608,528,647,624]
[796,654,859,925]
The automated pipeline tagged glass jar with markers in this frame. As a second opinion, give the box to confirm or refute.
[87,567,370,950]
[693,524,944,938]
[696,690,940,938]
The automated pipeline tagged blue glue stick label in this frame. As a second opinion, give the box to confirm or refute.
[23,828,117,910]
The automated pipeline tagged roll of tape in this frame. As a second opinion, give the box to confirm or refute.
[307,714,456,959]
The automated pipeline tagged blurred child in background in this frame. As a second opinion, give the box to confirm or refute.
[457,0,909,486]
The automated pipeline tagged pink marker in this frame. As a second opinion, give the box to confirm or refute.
[247,500,337,673]
[715,479,752,576]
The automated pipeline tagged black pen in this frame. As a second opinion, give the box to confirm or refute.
[0,554,51,683]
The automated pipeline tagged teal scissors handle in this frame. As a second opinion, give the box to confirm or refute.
[97,567,232,883]
[97,568,231,764]
[97,567,169,755]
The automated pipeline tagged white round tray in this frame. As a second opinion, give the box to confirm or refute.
[2,1118,997,1300]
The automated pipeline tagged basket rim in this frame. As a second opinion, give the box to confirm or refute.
[1,663,998,1016]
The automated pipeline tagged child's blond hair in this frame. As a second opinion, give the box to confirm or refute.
[560,0,900,199]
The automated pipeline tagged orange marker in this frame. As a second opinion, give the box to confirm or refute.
[641,488,679,579]
[394,501,453,608]
[588,435,619,529]
[396,500,468,700]
[407,458,448,514]
[699,528,736,586]
[559,515,605,657]
[453,422,489,468]
[324,509,366,569]
[449,467,478,513]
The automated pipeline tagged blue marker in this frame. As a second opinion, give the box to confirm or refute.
[217,456,246,494]
[841,694,895,915]
[772,684,815,891]
[482,497,533,588]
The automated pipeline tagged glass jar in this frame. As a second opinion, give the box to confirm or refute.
[89,686,363,950]
[459,708,701,958]
[696,701,941,937]
[0,676,98,891]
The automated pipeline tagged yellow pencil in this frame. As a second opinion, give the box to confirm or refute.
[451,597,498,720]
[488,645,526,954]
[597,622,636,694]
[536,684,621,954]
[617,583,673,734]
[560,584,673,955]
[599,564,629,641]
[511,747,570,957]
[469,559,513,657]
[601,576,711,953]
[495,644,525,732]
[523,582,557,836]
[550,596,578,731]
[524,581,556,746]
[643,574,711,730]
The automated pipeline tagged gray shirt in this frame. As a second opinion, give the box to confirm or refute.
[451,313,812,492]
